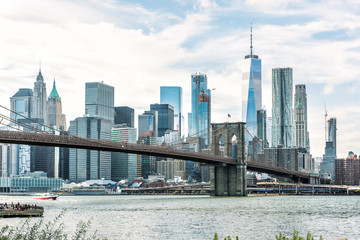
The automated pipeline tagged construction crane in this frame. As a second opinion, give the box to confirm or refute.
[324,102,328,142]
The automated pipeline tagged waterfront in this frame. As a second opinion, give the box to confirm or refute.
[1,195,359,239]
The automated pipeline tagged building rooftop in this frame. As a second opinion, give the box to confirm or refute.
[48,79,60,100]
[12,88,33,98]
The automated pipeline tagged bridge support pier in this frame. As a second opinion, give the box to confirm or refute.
[210,122,247,197]
[210,164,247,196]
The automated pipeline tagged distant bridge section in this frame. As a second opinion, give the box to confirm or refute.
[0,130,318,185]
[0,130,236,165]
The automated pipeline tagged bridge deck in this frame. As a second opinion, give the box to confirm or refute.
[0,130,316,181]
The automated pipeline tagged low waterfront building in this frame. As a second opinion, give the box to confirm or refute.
[0,171,63,193]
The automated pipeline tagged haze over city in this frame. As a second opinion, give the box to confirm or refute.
[1,0,360,158]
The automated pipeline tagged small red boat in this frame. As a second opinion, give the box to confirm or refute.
[33,193,58,200]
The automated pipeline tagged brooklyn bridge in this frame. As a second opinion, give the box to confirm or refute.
[0,121,319,197]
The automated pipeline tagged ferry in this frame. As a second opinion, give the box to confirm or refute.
[33,192,58,200]
[1,204,44,217]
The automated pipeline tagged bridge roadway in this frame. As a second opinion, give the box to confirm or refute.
[0,130,315,182]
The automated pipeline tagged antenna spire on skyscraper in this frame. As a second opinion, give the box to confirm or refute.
[250,23,253,57]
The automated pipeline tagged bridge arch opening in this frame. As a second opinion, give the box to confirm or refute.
[231,134,238,159]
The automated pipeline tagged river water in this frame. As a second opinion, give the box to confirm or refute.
[1,195,359,239]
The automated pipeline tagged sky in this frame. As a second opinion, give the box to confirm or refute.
[0,0,360,158]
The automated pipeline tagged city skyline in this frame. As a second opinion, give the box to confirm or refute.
[1,0,360,158]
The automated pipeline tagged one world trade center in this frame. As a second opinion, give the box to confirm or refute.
[241,25,262,141]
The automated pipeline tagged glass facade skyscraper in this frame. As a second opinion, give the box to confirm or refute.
[257,109,267,146]
[114,106,134,128]
[150,103,174,138]
[111,125,137,181]
[69,117,112,182]
[138,111,158,178]
[328,117,337,156]
[9,89,33,176]
[10,88,33,123]
[85,82,114,125]
[241,27,262,140]
[190,73,211,147]
[272,67,294,148]
[320,117,337,178]
[160,86,183,138]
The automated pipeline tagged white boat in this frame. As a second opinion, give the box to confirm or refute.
[33,192,58,200]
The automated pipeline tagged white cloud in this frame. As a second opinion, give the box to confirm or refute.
[1,0,360,158]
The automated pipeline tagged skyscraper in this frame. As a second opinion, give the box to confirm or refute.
[257,109,267,146]
[321,117,337,178]
[241,26,262,139]
[294,84,309,150]
[189,73,211,147]
[272,67,294,148]
[328,117,337,156]
[160,86,184,137]
[68,81,114,182]
[150,103,174,138]
[47,79,63,130]
[138,110,158,137]
[85,82,114,125]
[69,117,112,182]
[10,88,33,123]
[138,111,158,178]
[114,106,134,128]
[32,70,47,123]
[111,124,137,181]
[9,88,33,176]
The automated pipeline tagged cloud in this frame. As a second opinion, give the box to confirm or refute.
[1,0,360,158]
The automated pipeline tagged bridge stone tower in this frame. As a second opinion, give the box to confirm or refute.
[210,122,247,196]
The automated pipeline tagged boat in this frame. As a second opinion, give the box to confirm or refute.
[1,204,44,218]
[33,192,58,200]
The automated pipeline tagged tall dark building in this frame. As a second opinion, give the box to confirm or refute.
[114,106,134,128]
[257,109,267,144]
[150,104,174,137]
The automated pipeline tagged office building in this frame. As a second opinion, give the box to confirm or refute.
[241,26,262,140]
[157,159,186,180]
[9,89,33,176]
[257,109,267,146]
[85,82,114,125]
[138,131,157,178]
[138,110,158,178]
[10,88,33,123]
[111,124,137,181]
[160,86,184,137]
[320,117,337,178]
[150,104,174,138]
[47,79,64,130]
[114,106,134,128]
[271,67,294,148]
[328,118,337,156]
[32,70,47,123]
[138,110,158,137]
[189,72,211,147]
[69,117,112,182]
[294,84,309,150]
